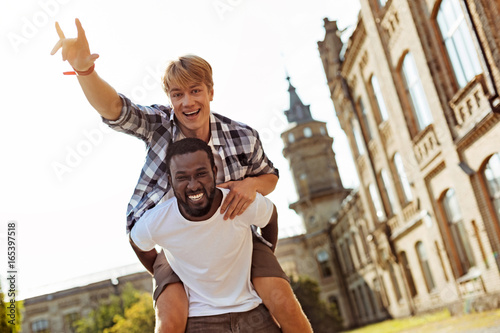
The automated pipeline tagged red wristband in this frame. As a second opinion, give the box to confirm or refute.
[63,63,95,76]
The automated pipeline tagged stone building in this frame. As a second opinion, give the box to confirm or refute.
[276,0,500,329]
[21,266,151,333]
[276,77,397,327]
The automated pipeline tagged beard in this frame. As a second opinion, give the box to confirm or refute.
[174,180,217,218]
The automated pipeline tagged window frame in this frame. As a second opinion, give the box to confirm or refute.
[370,75,390,123]
[316,250,333,278]
[416,241,437,292]
[434,0,482,89]
[400,52,433,132]
[440,188,476,277]
[393,152,414,204]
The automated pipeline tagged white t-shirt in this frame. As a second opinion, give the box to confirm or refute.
[131,188,274,317]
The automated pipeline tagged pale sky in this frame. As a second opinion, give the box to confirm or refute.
[0,0,360,299]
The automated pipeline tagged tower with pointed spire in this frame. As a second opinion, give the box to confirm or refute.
[281,78,350,234]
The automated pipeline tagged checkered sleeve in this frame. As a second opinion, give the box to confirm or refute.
[102,93,173,145]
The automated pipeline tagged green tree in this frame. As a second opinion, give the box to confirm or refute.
[291,276,343,333]
[0,281,23,333]
[74,283,147,333]
[104,293,155,333]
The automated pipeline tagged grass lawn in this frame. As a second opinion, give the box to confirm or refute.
[343,309,500,333]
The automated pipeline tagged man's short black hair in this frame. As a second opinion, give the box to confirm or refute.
[166,138,215,176]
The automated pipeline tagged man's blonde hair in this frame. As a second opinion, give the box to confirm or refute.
[162,55,214,94]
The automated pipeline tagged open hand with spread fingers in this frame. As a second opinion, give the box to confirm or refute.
[50,18,99,73]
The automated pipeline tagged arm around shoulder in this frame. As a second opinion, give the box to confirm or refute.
[260,204,278,252]
[129,234,157,275]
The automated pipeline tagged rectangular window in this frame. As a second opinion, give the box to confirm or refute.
[399,251,418,297]
[380,169,398,216]
[389,263,403,301]
[32,319,50,333]
[369,183,386,221]
[394,153,413,203]
[317,250,333,278]
[351,119,365,156]
[358,99,373,141]
[371,75,389,122]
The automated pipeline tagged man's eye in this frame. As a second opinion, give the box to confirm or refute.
[197,172,208,177]
[192,89,200,94]
[176,176,188,181]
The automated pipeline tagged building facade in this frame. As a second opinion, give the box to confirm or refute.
[277,0,500,329]
[21,268,152,333]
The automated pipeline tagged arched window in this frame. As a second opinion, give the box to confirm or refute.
[436,0,482,88]
[393,152,413,203]
[483,153,500,224]
[371,75,389,122]
[416,241,436,292]
[441,189,475,276]
[401,52,433,131]
[288,132,295,143]
[303,127,313,138]
[317,250,333,278]
[378,0,387,7]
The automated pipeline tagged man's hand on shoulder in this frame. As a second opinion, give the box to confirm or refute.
[218,177,257,220]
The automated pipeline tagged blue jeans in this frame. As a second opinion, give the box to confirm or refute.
[185,304,282,332]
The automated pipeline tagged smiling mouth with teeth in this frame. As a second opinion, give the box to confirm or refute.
[184,109,200,116]
[188,193,204,202]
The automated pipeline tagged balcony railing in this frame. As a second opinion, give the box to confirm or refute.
[449,74,491,139]
[413,124,441,170]
[388,201,420,239]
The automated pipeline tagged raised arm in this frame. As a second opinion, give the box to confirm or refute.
[50,18,122,120]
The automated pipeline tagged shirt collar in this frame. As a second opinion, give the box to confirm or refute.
[170,112,221,146]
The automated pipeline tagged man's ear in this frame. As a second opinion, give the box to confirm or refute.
[168,174,172,184]
[213,165,217,178]
[209,88,214,101]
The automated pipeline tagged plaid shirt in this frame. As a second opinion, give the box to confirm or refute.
[104,94,279,233]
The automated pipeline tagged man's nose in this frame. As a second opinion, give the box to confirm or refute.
[187,177,200,190]
[181,93,194,106]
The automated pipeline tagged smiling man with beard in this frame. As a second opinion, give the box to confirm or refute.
[130,138,281,332]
